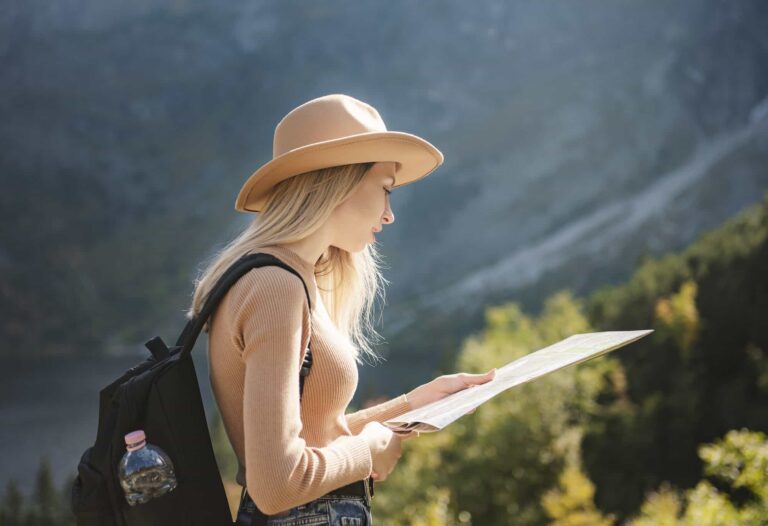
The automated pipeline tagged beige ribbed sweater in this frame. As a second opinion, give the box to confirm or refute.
[207,244,412,515]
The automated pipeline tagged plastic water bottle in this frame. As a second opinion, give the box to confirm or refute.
[118,430,178,506]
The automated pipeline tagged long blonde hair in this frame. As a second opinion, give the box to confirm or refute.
[187,161,388,364]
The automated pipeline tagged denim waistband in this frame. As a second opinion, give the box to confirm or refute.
[236,480,373,526]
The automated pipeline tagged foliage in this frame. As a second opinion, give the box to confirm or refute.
[376,292,625,525]
[0,457,75,526]
[582,195,768,517]
[653,280,700,358]
[625,483,683,526]
[377,196,768,524]
[541,464,616,526]
[627,429,768,526]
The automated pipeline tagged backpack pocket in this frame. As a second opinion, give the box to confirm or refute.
[71,446,118,526]
[121,475,190,526]
[120,384,190,525]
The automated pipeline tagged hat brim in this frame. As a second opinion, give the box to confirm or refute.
[234,131,444,213]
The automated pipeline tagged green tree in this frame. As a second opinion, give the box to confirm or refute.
[624,483,682,526]
[376,195,768,524]
[627,429,768,525]
[30,456,62,525]
[373,420,461,525]
[584,195,768,518]
[0,459,78,526]
[0,479,26,525]
[376,292,624,525]
[654,280,700,359]
[541,464,615,526]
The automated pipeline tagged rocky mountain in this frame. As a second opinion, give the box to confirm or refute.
[1,0,766,376]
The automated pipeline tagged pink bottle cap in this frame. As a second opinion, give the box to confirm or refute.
[124,430,147,451]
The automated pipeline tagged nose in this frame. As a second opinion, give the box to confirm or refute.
[382,203,395,225]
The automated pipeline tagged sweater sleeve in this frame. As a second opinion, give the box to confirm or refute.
[233,267,374,515]
[345,394,412,435]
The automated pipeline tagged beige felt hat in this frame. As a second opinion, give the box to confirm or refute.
[234,93,444,213]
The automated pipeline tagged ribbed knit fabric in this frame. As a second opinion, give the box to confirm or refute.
[207,244,412,515]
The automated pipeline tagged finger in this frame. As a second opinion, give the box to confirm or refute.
[462,369,496,379]
[460,370,496,386]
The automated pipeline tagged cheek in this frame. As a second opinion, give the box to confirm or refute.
[336,194,379,227]
[348,189,382,217]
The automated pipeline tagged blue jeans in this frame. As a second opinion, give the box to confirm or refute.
[236,492,373,525]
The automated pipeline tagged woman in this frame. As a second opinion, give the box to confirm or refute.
[188,94,495,525]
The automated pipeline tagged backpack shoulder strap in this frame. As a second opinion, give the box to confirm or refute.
[175,252,314,399]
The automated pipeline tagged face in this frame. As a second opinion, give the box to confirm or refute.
[329,161,396,252]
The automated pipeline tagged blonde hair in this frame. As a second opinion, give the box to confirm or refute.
[186,161,389,365]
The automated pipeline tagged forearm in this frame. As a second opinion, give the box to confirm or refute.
[345,393,412,435]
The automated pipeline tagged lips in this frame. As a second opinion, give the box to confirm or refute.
[372,226,382,233]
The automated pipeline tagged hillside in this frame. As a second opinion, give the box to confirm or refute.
[0,0,766,362]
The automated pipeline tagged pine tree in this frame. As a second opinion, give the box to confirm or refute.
[0,479,26,526]
[32,456,61,524]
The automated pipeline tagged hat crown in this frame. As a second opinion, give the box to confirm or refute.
[273,94,388,158]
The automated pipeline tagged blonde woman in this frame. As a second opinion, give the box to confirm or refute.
[189,94,495,525]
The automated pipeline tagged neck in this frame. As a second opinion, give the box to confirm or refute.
[274,235,329,268]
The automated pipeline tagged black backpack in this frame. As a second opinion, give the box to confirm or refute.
[70,252,315,526]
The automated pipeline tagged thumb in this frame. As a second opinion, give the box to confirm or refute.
[464,368,496,385]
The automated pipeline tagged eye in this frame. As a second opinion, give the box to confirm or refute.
[384,188,392,196]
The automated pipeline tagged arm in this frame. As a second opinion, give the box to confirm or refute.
[235,268,373,515]
[345,394,412,435]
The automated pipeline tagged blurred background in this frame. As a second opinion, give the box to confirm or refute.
[1,0,767,524]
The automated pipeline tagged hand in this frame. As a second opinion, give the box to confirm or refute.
[371,431,420,481]
[361,422,415,482]
[406,368,496,413]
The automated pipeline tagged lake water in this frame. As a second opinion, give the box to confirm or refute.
[0,349,219,497]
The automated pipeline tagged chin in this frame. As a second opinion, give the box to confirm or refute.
[332,240,369,254]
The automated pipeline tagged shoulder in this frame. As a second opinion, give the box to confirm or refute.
[223,267,311,359]
[226,266,310,316]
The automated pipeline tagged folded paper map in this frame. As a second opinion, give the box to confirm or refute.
[384,330,653,435]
